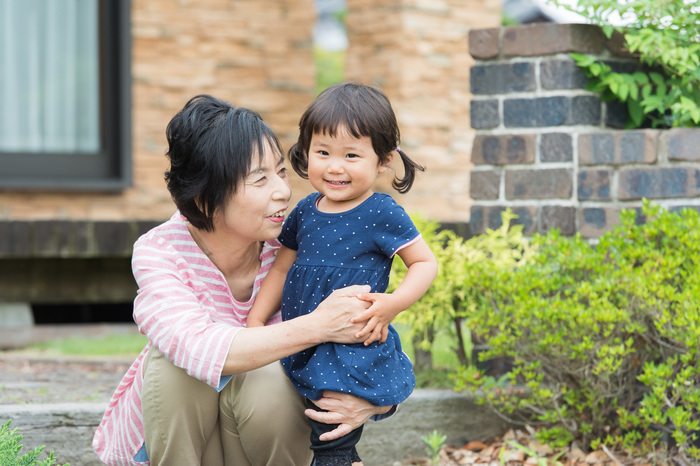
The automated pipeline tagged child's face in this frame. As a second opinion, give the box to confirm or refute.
[307,125,391,212]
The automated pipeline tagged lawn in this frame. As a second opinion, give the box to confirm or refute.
[26,325,464,388]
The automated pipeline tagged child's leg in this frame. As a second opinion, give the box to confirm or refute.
[306,398,364,466]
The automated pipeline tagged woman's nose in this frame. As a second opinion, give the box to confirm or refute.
[273,173,291,199]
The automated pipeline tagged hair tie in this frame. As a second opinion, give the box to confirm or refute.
[394,146,401,153]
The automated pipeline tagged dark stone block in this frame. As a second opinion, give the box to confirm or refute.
[568,96,601,125]
[668,128,700,161]
[583,207,607,228]
[540,59,588,90]
[618,167,700,200]
[578,169,611,200]
[470,62,535,95]
[470,99,500,129]
[589,133,615,164]
[472,134,536,165]
[470,206,485,234]
[540,133,572,162]
[505,168,573,200]
[438,222,473,240]
[541,206,576,235]
[504,97,568,128]
[620,132,646,163]
[470,170,501,199]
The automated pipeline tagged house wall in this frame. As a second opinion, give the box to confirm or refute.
[0,0,501,306]
[468,23,700,238]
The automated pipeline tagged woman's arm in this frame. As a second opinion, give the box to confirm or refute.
[246,246,297,327]
[222,284,371,374]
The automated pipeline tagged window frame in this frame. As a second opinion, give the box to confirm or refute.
[0,0,131,192]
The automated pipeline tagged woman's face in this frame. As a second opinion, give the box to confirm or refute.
[214,140,291,243]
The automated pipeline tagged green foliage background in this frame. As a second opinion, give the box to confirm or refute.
[553,0,700,128]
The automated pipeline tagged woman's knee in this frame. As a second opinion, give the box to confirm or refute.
[221,362,309,435]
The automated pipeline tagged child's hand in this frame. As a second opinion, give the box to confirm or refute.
[351,293,399,346]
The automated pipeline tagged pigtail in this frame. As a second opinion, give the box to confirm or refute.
[288,142,309,179]
[392,148,425,194]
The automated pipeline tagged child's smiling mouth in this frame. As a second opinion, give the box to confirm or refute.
[325,180,350,186]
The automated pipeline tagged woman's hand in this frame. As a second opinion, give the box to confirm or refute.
[310,285,372,345]
[305,391,392,441]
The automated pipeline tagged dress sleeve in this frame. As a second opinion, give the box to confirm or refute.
[131,233,241,389]
[372,196,421,258]
[278,200,302,251]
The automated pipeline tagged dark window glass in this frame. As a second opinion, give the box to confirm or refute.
[0,0,131,191]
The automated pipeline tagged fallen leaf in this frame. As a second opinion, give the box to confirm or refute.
[462,441,488,452]
[584,450,608,464]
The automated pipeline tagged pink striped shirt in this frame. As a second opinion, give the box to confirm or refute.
[92,212,281,465]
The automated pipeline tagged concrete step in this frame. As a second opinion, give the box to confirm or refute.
[1,389,507,466]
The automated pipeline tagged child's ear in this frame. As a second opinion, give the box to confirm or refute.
[378,151,394,173]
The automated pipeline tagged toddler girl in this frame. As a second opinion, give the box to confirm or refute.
[248,82,438,466]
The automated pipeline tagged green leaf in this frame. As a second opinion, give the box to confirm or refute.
[628,99,644,127]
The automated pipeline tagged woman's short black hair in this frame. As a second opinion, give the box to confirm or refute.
[164,94,283,231]
[288,82,424,193]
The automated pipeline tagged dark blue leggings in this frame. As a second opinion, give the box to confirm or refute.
[306,399,363,465]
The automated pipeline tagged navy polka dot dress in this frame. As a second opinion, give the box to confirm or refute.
[278,192,418,406]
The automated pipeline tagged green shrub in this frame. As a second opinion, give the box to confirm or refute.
[553,0,700,128]
[0,420,68,466]
[453,201,700,462]
[389,210,534,368]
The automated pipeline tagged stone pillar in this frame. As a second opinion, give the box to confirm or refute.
[345,0,502,222]
[468,23,700,238]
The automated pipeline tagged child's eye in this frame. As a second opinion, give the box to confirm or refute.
[346,153,359,159]
[318,150,329,156]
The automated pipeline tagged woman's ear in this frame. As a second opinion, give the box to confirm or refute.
[378,151,394,173]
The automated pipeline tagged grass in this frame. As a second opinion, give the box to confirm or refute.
[28,333,148,357]
[23,325,465,388]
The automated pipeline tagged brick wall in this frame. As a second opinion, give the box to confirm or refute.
[468,23,700,238]
[344,0,501,222]
[0,0,317,223]
[0,1,502,304]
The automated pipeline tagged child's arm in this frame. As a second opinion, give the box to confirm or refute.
[246,246,297,327]
[352,238,437,345]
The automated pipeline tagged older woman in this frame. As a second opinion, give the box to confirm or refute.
[93,95,392,466]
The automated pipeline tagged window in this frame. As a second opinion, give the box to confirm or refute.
[0,0,131,191]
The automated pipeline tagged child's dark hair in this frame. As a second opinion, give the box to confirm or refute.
[288,82,425,193]
[164,94,283,232]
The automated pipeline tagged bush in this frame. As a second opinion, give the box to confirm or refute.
[554,0,700,128]
[389,210,534,369]
[452,201,700,461]
[0,420,68,466]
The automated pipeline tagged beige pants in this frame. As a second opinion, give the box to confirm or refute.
[142,348,313,466]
